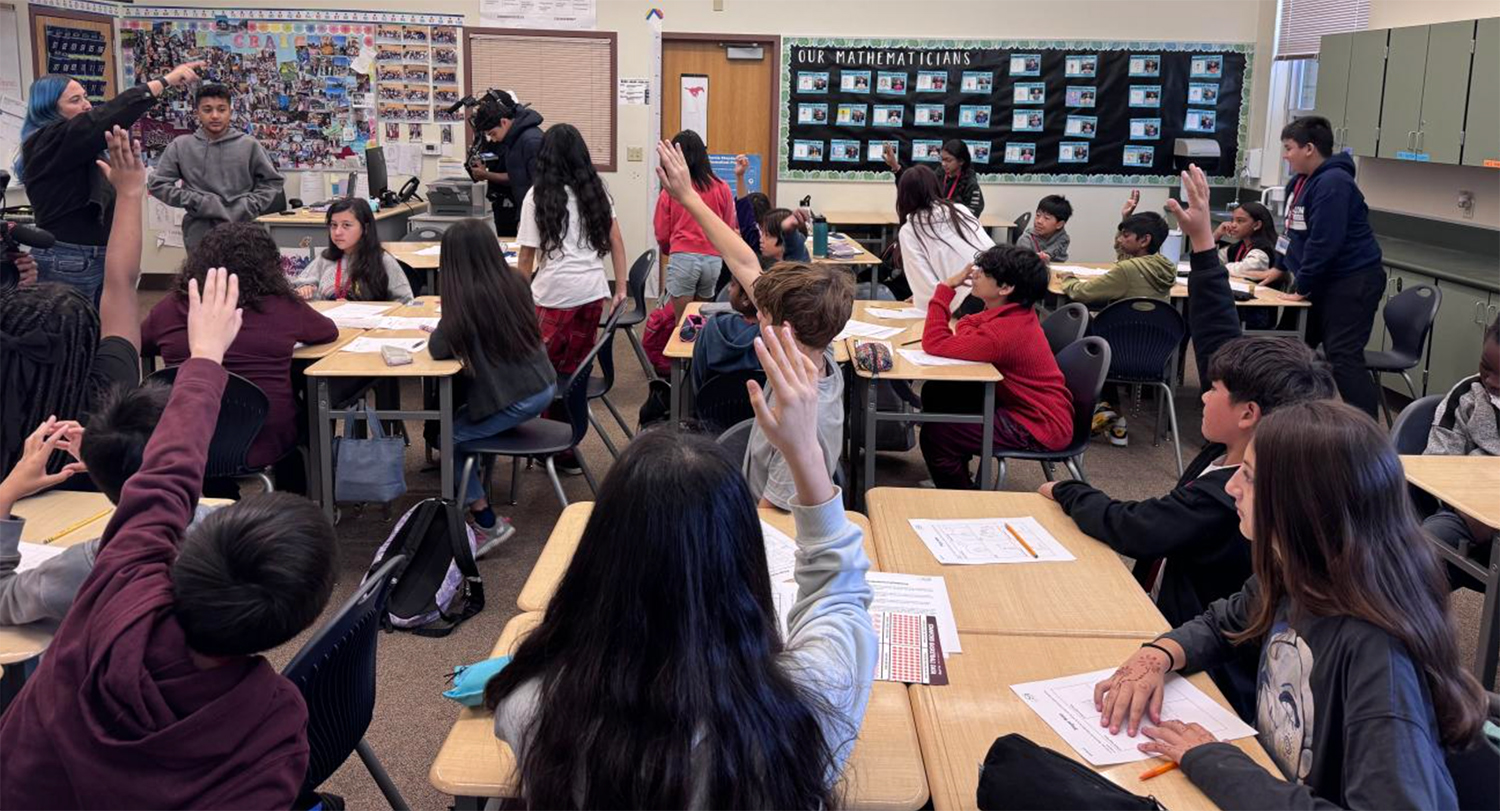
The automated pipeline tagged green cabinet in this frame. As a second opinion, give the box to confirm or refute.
[1418,21,1477,164]
[1378,26,1431,159]
[1463,17,1499,166]
[1346,30,1389,156]
[1426,280,1494,398]
[1315,33,1353,135]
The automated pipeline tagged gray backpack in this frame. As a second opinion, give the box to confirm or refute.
[366,498,485,636]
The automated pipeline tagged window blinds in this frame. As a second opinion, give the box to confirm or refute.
[467,32,616,169]
[1276,0,1371,60]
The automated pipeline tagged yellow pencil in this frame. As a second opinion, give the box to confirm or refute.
[1004,522,1039,558]
[41,508,113,544]
[1139,761,1179,780]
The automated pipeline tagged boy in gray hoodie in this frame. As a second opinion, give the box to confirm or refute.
[148,84,284,249]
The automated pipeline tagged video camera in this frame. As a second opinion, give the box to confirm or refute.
[0,171,56,290]
[444,87,514,119]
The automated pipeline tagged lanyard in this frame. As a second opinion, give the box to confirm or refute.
[1284,175,1308,232]
[333,257,346,299]
[1234,240,1251,262]
[945,175,959,200]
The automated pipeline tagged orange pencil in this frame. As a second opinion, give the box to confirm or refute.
[1138,761,1179,780]
[1003,522,1039,558]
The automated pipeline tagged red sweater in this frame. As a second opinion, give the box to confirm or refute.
[0,359,310,808]
[922,285,1074,450]
[653,180,737,256]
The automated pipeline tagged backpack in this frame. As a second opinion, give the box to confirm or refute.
[366,498,485,637]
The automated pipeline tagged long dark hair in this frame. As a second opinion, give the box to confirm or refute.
[484,430,845,809]
[0,283,98,472]
[177,222,296,311]
[321,198,391,301]
[532,124,612,258]
[896,166,983,251]
[940,138,972,175]
[1233,401,1485,749]
[436,218,542,367]
[1235,202,1279,257]
[671,129,718,192]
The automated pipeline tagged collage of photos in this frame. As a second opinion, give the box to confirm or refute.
[1123,145,1155,167]
[1188,82,1220,105]
[1064,54,1097,78]
[1184,108,1217,133]
[960,71,993,93]
[914,104,945,126]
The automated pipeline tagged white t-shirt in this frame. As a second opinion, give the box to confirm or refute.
[517,186,614,309]
[897,203,995,313]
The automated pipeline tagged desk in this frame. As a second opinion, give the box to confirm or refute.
[257,202,427,249]
[824,209,1008,230]
[385,240,517,295]
[518,504,880,612]
[816,234,883,267]
[662,302,705,428]
[910,632,1279,811]
[866,488,1169,637]
[1049,264,1311,339]
[430,613,929,810]
[1400,454,1500,688]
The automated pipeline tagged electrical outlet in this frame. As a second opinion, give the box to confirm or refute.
[1458,190,1475,219]
[627,145,644,162]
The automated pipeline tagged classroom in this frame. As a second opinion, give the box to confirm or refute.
[1,0,1498,808]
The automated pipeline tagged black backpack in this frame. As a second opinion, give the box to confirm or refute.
[977,734,1164,810]
[366,498,485,637]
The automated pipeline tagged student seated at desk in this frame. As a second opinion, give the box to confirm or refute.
[1018,194,1072,263]
[1214,202,1281,285]
[0,269,340,809]
[691,279,760,392]
[760,207,811,264]
[1094,399,1485,810]
[896,166,993,313]
[917,245,1073,490]
[1058,198,1175,306]
[485,322,875,809]
[731,153,771,252]
[292,197,414,303]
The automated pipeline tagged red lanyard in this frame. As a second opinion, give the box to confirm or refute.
[945,175,959,200]
[334,258,347,299]
[1284,176,1308,232]
[1234,241,1251,262]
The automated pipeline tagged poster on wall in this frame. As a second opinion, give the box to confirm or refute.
[680,74,708,144]
[479,0,595,31]
[780,37,1251,184]
[29,5,117,103]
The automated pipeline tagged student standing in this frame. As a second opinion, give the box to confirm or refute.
[1277,115,1385,417]
[469,92,544,230]
[147,83,284,250]
[293,198,414,303]
[654,130,737,318]
[883,139,985,217]
[896,167,993,312]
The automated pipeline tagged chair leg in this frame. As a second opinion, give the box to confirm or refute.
[353,737,410,811]
[602,394,634,438]
[624,326,654,380]
[254,471,275,493]
[1157,383,1183,477]
[1153,389,1164,447]
[589,411,620,459]
[1041,461,1056,482]
[993,457,1008,490]
[1371,370,1393,426]
[543,456,569,509]
[1065,457,1087,482]
[1399,370,1419,400]
[508,456,521,505]
[459,455,478,506]
[576,449,600,496]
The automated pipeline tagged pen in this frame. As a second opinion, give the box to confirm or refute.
[1138,762,1179,780]
[1004,522,1039,558]
[41,508,113,544]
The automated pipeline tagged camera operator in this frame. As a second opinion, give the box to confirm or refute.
[465,91,543,238]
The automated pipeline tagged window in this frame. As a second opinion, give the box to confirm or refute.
[1275,0,1370,59]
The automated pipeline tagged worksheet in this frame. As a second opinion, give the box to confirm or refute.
[864,306,927,320]
[16,541,67,572]
[1050,264,1113,277]
[896,348,982,367]
[1012,667,1257,765]
[377,316,440,330]
[907,517,1076,564]
[322,302,395,329]
[415,244,443,256]
[342,337,429,354]
[873,611,948,684]
[834,320,905,341]
[867,572,961,654]
[761,521,799,583]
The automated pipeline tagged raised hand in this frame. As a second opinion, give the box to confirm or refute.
[882,143,900,171]
[747,323,834,506]
[187,267,243,364]
[1165,164,1215,254]
[1121,188,1140,219]
[655,140,699,204]
[165,60,206,88]
[95,126,146,196]
[733,154,749,177]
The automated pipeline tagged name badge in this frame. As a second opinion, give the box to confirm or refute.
[1288,207,1307,231]
[1275,234,1291,254]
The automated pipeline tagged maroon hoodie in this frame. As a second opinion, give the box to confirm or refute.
[0,359,309,809]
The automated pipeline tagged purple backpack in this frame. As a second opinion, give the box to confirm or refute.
[367,498,485,636]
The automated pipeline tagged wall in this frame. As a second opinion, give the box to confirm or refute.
[6,0,1278,270]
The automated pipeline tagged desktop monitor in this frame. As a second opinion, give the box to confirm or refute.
[366,146,389,199]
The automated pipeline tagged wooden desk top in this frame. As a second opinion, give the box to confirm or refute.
[293,328,363,360]
[303,329,461,378]
[910,633,1278,811]
[816,235,883,266]
[1401,455,1500,528]
[824,209,1008,230]
[430,612,929,810]
[385,239,516,270]
[866,488,1169,638]
[665,301,956,370]
[1049,264,1311,309]
[256,201,427,226]
[518,503,880,612]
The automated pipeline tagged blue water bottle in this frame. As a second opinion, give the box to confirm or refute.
[812,214,829,258]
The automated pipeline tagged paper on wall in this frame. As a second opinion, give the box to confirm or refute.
[480,0,596,30]
[618,77,650,105]
[680,75,709,143]
[908,517,1075,565]
[300,172,326,204]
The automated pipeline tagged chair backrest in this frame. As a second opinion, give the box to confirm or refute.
[1042,303,1090,355]
[627,248,657,315]
[403,228,444,242]
[593,302,623,394]
[559,303,624,444]
[1089,297,1186,382]
[1383,283,1442,361]
[281,554,406,794]
[1055,337,1113,450]
[393,257,425,297]
[855,280,896,301]
[1391,394,1442,455]
[146,366,269,477]
[695,369,767,434]
[1009,211,1032,244]
[716,417,756,466]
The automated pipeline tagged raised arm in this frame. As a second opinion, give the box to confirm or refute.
[732,153,749,198]
[54,62,202,160]
[655,140,763,301]
[96,127,147,351]
[1168,164,1243,389]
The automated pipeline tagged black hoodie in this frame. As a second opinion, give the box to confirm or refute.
[500,104,545,209]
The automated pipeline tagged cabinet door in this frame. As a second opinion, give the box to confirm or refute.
[1418,20,1476,164]
[1463,17,1500,167]
[1425,280,1490,397]
[1347,29,1390,156]
[1315,33,1353,132]
[1366,267,1396,354]
[1378,26,1430,159]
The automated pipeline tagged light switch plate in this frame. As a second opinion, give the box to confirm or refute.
[627,145,644,162]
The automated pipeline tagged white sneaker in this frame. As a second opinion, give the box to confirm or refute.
[473,516,516,558]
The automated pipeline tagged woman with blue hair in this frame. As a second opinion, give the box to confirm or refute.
[14,60,201,303]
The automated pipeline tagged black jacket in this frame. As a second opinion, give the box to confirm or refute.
[20,84,160,246]
[499,105,544,209]
[428,325,556,421]
[891,164,985,217]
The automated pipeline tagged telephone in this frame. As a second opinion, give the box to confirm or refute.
[380,177,423,208]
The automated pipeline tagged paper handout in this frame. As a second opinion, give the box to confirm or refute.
[1051,264,1112,277]
[864,306,927,320]
[873,612,948,684]
[896,348,982,367]
[867,572,961,655]
[908,517,1076,564]
[17,541,68,573]
[761,521,799,583]
[342,337,429,354]
[834,319,906,341]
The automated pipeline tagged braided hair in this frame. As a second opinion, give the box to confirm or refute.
[0,283,101,472]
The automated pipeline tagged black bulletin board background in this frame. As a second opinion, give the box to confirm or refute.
[779,38,1251,184]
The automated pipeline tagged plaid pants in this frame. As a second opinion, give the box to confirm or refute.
[537,299,605,377]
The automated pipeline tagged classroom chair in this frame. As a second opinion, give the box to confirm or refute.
[694,369,766,435]
[1041,303,1090,355]
[1390,394,1442,455]
[146,366,277,492]
[1090,298,1187,475]
[587,307,633,458]
[1005,211,1031,245]
[716,417,755,466]
[403,227,444,242]
[991,336,1111,489]
[1366,283,1441,426]
[282,554,409,811]
[599,248,657,379]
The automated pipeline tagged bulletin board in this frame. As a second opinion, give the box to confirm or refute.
[780,37,1253,185]
[29,3,117,102]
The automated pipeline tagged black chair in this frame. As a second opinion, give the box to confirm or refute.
[1041,303,1089,355]
[1007,211,1032,245]
[146,367,277,492]
[1447,694,1500,811]
[694,369,766,435]
[599,249,656,378]
[281,555,409,810]
[1391,394,1442,455]
[716,417,755,466]
[1366,283,1441,425]
[403,227,444,242]
[1090,298,1188,475]
[991,337,1111,489]
[855,280,897,301]
[587,305,633,459]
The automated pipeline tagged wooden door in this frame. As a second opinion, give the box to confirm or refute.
[661,37,777,198]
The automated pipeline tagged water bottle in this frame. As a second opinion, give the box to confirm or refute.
[812,215,829,258]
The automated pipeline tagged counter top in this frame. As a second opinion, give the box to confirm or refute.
[1377,235,1498,292]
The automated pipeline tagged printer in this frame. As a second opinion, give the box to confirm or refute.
[427,178,488,216]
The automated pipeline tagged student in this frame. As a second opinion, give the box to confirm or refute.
[896,166,993,312]
[882,138,985,216]
[429,219,557,550]
[466,91,518,235]
[1019,194,1072,263]
[144,221,339,484]
[1213,201,1280,284]
[1421,313,1499,591]
[732,152,772,251]
[14,61,202,301]
[1276,115,1386,417]
[0,268,340,808]
[485,321,875,809]
[0,387,217,626]
[293,197,414,303]
[654,130,738,318]
[469,91,544,220]
[657,140,853,511]
[918,246,1073,489]
[0,127,147,474]
[691,278,760,391]
[1059,202,1175,306]
[147,83,285,250]
[760,207,811,263]
[1093,401,1485,810]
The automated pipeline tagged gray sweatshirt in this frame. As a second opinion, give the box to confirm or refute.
[0,504,217,626]
[1424,375,1500,457]
[147,128,285,249]
[1162,576,1458,810]
[293,252,414,304]
[493,489,877,805]
[1019,227,1070,262]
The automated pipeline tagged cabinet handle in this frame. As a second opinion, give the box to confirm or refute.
[1408,131,1417,150]
[1476,301,1486,325]
[1395,277,1404,292]
[1417,130,1425,153]
[1488,304,1498,325]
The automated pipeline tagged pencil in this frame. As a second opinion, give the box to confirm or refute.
[1004,522,1039,558]
[41,508,113,544]
[1138,761,1179,780]
[900,337,923,346]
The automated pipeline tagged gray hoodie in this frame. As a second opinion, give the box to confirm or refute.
[148,127,285,249]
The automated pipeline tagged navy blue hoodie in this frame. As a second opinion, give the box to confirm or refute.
[500,105,545,209]
[1280,153,1383,294]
